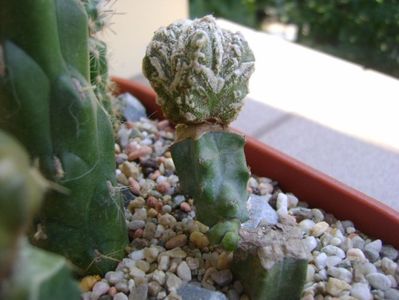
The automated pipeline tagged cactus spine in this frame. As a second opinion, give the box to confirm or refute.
[0,0,128,275]
[143,16,308,298]
[0,130,80,300]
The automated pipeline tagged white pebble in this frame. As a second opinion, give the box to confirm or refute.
[310,222,329,237]
[326,256,343,268]
[105,271,124,285]
[366,272,391,290]
[177,261,192,281]
[129,249,145,261]
[166,272,183,292]
[276,192,288,216]
[306,265,316,282]
[299,219,316,234]
[365,239,382,253]
[129,266,146,279]
[322,245,346,259]
[327,267,353,283]
[92,281,110,297]
[304,236,318,252]
[350,282,372,300]
[326,277,351,297]
[113,292,128,300]
[287,193,299,208]
[381,257,397,275]
[158,255,170,271]
[347,248,366,261]
[152,270,166,285]
[314,252,328,269]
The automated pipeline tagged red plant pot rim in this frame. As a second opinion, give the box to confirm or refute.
[113,76,399,248]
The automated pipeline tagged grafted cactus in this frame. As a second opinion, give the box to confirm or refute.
[0,130,80,300]
[143,16,308,298]
[143,15,255,125]
[0,0,127,275]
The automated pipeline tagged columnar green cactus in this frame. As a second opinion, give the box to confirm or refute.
[143,15,308,298]
[0,0,128,275]
[0,130,80,300]
[83,0,114,116]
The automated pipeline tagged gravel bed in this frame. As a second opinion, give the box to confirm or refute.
[81,115,399,300]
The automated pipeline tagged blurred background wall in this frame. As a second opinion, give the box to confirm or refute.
[102,0,188,78]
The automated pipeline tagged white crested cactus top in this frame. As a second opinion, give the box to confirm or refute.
[142,15,255,125]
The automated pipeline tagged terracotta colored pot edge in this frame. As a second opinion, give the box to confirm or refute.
[112,76,399,248]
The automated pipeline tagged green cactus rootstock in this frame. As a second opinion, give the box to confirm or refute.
[171,131,249,226]
[233,256,307,300]
[143,15,255,125]
[0,0,127,275]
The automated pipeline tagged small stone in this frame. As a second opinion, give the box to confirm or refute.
[115,281,129,293]
[326,256,343,268]
[144,247,160,263]
[165,234,187,249]
[186,257,200,270]
[384,288,399,300]
[180,202,191,212]
[143,222,157,240]
[132,208,147,221]
[129,284,148,300]
[276,192,288,215]
[354,261,377,275]
[322,245,346,259]
[366,272,391,290]
[148,281,162,297]
[108,287,117,297]
[365,239,382,253]
[148,208,158,218]
[159,255,170,271]
[119,93,146,122]
[351,235,365,250]
[177,261,192,281]
[121,162,141,180]
[350,282,372,300]
[310,222,329,237]
[381,257,397,275]
[105,271,125,285]
[347,248,366,261]
[136,260,150,273]
[166,272,183,292]
[157,181,171,194]
[177,283,228,300]
[162,204,172,213]
[327,267,353,283]
[159,213,177,227]
[217,251,234,270]
[304,236,318,252]
[311,209,324,222]
[287,193,299,208]
[113,293,128,300]
[152,269,166,285]
[242,194,277,229]
[128,220,146,230]
[80,275,101,292]
[129,249,145,261]
[129,197,146,209]
[227,289,240,300]
[129,177,141,195]
[211,269,233,286]
[381,245,398,260]
[93,281,110,297]
[299,219,316,234]
[306,265,316,282]
[190,231,210,249]
[129,267,146,280]
[314,252,328,269]
[326,278,351,297]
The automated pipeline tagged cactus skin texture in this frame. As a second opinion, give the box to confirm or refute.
[171,131,249,225]
[0,0,128,275]
[233,256,307,300]
[0,131,80,300]
[143,15,255,125]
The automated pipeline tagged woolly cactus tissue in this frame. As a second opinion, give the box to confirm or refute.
[144,16,308,299]
[143,15,255,125]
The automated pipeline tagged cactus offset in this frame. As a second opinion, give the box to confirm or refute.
[0,0,128,275]
[0,131,80,300]
[144,16,308,298]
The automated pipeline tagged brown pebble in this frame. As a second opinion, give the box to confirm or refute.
[128,146,153,161]
[134,228,144,238]
[128,177,141,194]
[108,286,117,296]
[147,196,159,208]
[149,170,161,180]
[180,202,191,212]
[148,208,158,218]
[126,121,135,129]
[189,231,209,249]
[165,234,187,249]
[157,181,171,194]
[79,275,101,292]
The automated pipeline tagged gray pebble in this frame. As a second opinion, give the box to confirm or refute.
[326,256,343,268]
[381,257,397,275]
[177,261,192,282]
[351,236,366,250]
[327,267,353,283]
[166,272,183,292]
[105,271,125,285]
[350,282,372,300]
[177,283,227,300]
[322,245,346,259]
[113,293,128,300]
[92,281,110,297]
[364,249,380,262]
[381,245,399,261]
[128,220,146,230]
[211,269,233,286]
[384,288,399,300]
[129,284,148,300]
[365,240,382,253]
[366,272,391,290]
